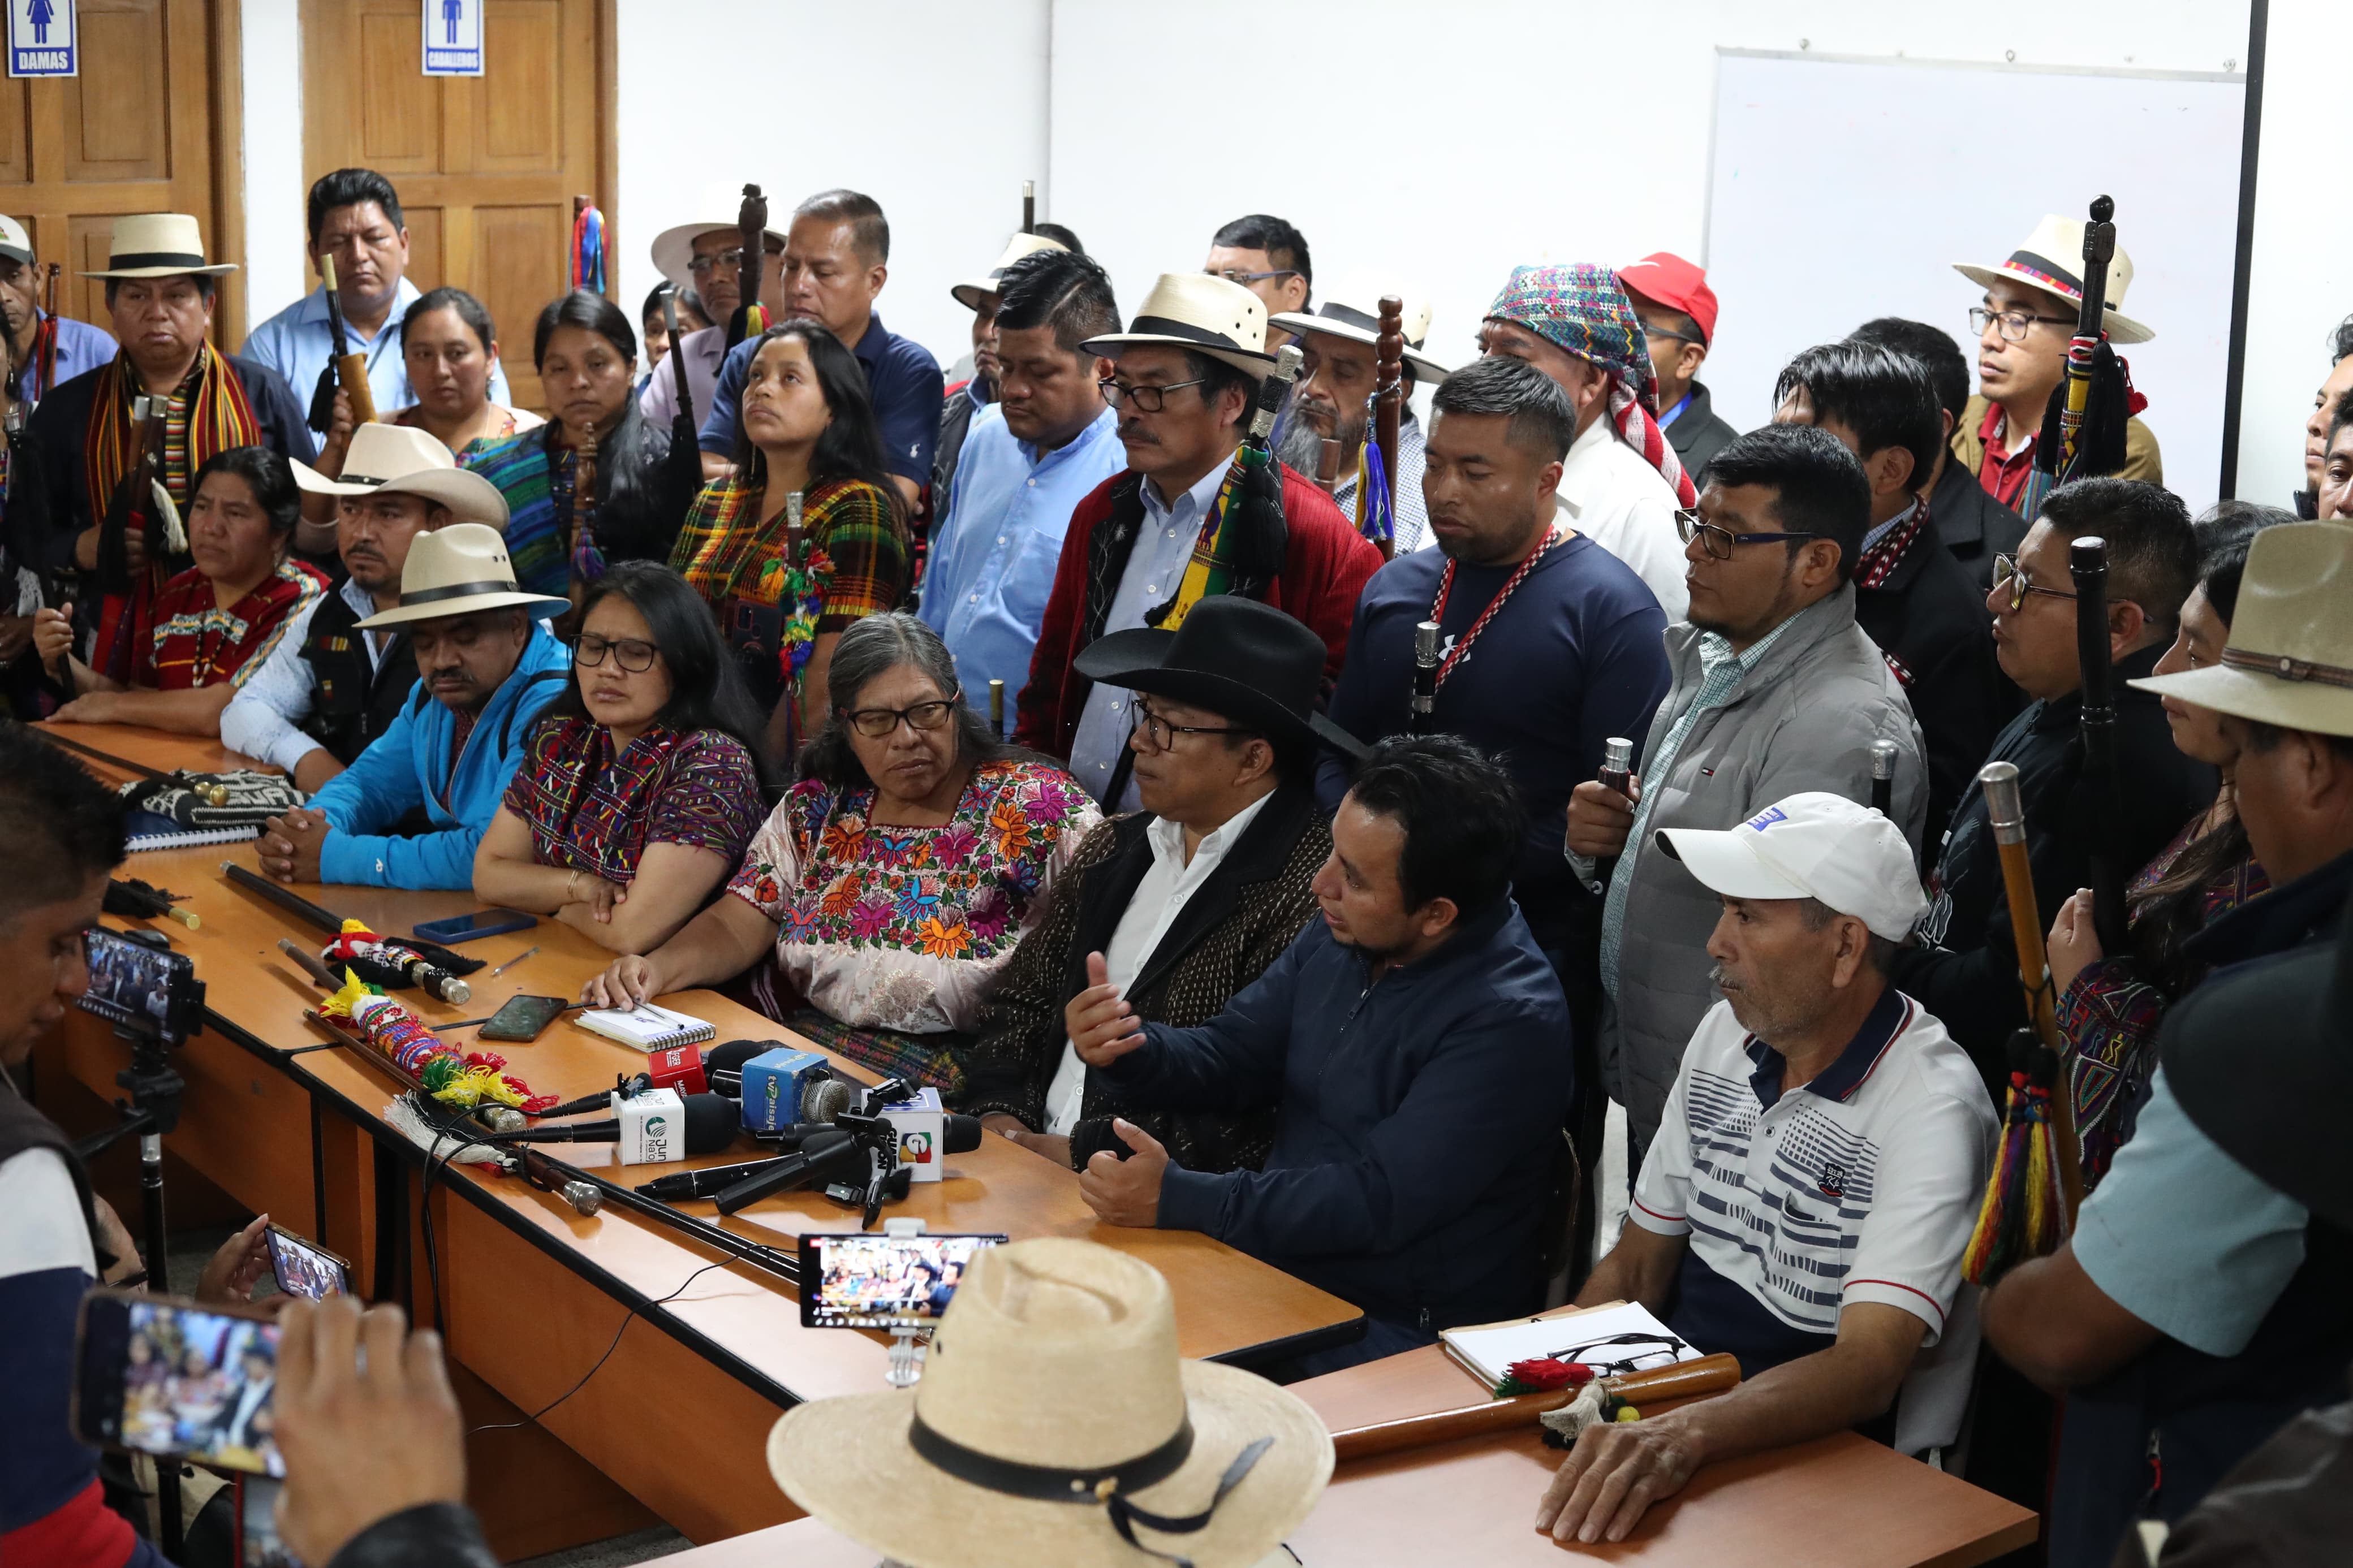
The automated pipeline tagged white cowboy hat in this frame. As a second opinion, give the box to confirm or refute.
[766,1239,1332,1568]
[649,218,788,293]
[81,214,236,280]
[0,215,33,267]
[1954,213,2153,345]
[952,231,1071,312]
[290,425,510,529]
[1269,280,1452,387]
[1082,273,1277,381]
[351,521,569,629]
[2133,523,2353,738]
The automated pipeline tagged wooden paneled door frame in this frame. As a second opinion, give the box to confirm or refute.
[298,0,619,414]
[0,0,248,345]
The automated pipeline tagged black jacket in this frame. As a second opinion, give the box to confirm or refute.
[1664,379,1738,481]
[958,783,1328,1174]
[1927,457,2029,595]
[1852,513,2009,848]
[325,1502,499,1568]
[1892,641,2218,1095]
[299,584,420,766]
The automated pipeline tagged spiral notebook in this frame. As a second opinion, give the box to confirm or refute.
[124,812,260,854]
[575,1001,717,1052]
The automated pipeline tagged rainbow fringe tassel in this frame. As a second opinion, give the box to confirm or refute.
[323,969,560,1115]
[1962,1057,2070,1285]
[571,204,608,294]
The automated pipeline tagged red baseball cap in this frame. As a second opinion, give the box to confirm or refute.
[1617,252,1718,345]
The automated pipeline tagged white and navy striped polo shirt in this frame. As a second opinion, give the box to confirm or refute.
[1631,986,1997,1450]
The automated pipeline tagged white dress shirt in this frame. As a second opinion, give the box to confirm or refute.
[1042,789,1276,1134]
[219,577,396,771]
[1556,414,1689,620]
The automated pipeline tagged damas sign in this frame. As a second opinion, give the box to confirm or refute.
[7,0,74,77]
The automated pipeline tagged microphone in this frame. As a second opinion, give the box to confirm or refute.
[943,1113,984,1155]
[712,1129,868,1215]
[538,1043,716,1118]
[636,1131,857,1202]
[489,1091,738,1163]
[703,1038,787,1098]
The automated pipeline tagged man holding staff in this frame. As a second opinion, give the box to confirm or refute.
[1540,792,1994,1544]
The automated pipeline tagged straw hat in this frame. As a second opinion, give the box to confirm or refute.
[2133,523,2353,737]
[351,522,570,629]
[952,232,1071,312]
[81,214,236,280]
[1269,279,1451,387]
[649,217,787,292]
[1953,213,2152,345]
[0,215,33,267]
[1082,274,1277,381]
[290,425,508,529]
[766,1239,1331,1568]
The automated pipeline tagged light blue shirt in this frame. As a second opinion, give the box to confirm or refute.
[920,403,1124,704]
[220,577,397,772]
[242,278,510,424]
[21,311,116,404]
[1066,460,1229,809]
[2071,1066,2308,1358]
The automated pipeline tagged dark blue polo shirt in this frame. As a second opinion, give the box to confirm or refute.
[696,313,944,486]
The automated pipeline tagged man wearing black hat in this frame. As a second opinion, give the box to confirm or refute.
[959,596,1358,1177]
[1980,521,2353,1566]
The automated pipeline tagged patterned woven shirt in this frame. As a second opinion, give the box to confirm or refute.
[501,717,764,885]
[138,558,326,692]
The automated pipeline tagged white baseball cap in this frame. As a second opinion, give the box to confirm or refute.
[1656,792,1925,941]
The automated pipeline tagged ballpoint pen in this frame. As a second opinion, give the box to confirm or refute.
[489,945,541,979]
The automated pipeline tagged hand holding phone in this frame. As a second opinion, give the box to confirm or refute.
[265,1225,351,1301]
[75,1290,287,1476]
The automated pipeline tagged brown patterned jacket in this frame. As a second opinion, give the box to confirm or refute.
[954,781,1328,1173]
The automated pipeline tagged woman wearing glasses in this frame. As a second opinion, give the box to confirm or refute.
[670,321,908,758]
[585,613,1098,1089]
[473,562,768,955]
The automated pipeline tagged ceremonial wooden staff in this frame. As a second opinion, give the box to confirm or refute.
[1329,1354,1742,1463]
[219,862,473,1003]
[1410,621,1441,733]
[988,678,1006,740]
[1313,437,1344,494]
[316,256,378,427]
[1869,738,1897,817]
[2071,536,2127,954]
[2057,196,2117,481]
[1371,295,1406,561]
[729,183,769,351]
[35,261,59,403]
[662,284,696,437]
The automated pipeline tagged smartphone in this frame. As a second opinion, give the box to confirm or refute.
[412,909,537,946]
[236,1476,304,1568]
[74,1289,286,1477]
[79,925,204,1044]
[265,1225,350,1301]
[478,994,571,1043]
[798,1232,1006,1329]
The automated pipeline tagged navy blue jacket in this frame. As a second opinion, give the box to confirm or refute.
[1106,899,1574,1330]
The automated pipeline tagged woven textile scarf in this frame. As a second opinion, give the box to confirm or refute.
[85,346,264,681]
[1486,265,1696,508]
[1158,451,1249,629]
[464,429,567,597]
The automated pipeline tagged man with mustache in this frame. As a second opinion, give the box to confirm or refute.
[225,424,510,792]
[1270,283,1450,554]
[257,523,569,889]
[1537,792,1994,1546]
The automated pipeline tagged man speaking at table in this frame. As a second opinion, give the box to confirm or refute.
[257,523,570,889]
[1537,793,1994,1545]
[1066,734,1574,1375]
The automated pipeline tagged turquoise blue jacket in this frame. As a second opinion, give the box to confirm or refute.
[312,626,570,889]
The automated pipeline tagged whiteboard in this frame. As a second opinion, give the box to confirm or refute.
[1703,51,2246,512]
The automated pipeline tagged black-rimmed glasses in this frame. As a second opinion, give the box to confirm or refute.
[1969,305,2076,344]
[1548,1331,1691,1377]
[1133,698,1253,753]
[1675,507,1825,561]
[1209,267,1299,286]
[1100,377,1209,413]
[687,249,748,275]
[1990,553,2082,613]
[844,698,959,739]
[574,634,658,673]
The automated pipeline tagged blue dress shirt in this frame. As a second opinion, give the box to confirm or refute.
[19,312,116,404]
[919,403,1124,703]
[242,278,510,425]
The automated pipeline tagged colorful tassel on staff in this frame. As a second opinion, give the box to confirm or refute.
[1962,1060,2070,1285]
[1354,430,1395,547]
[323,969,560,1114]
[571,204,609,294]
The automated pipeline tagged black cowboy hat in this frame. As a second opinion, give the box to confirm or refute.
[1074,595,1367,759]
[2159,909,2353,1229]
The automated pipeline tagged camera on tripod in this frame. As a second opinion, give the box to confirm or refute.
[77,926,205,1133]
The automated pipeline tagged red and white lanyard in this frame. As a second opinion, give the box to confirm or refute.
[1428,530,1560,690]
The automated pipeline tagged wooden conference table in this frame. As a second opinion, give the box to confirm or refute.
[653,1307,2037,1568]
[29,722,2036,1565]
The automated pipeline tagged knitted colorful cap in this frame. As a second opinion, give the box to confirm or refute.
[1485,264,1661,416]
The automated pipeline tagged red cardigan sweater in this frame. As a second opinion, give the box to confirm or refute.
[1012,464,1380,759]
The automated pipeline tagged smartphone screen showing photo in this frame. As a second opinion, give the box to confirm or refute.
[265,1227,349,1301]
[798,1232,1005,1328]
[76,1293,286,1476]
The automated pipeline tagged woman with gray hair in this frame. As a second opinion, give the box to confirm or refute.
[585,613,1098,1089]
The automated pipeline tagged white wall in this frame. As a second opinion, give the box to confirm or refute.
[612,0,1052,375]
[2238,0,2353,509]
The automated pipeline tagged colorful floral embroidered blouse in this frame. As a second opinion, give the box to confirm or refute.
[501,718,765,885]
[725,756,1100,1034]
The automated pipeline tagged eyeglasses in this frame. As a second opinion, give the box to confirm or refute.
[687,249,748,274]
[1209,267,1299,286]
[844,698,959,739]
[574,633,658,673]
[1968,305,2076,344]
[1675,507,1825,561]
[1547,1332,1692,1377]
[1989,552,2082,613]
[1134,699,1252,752]
[1100,377,1209,413]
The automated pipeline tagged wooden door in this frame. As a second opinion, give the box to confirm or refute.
[0,0,244,350]
[301,0,614,413]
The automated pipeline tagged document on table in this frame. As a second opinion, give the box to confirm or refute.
[1440,1300,1701,1389]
